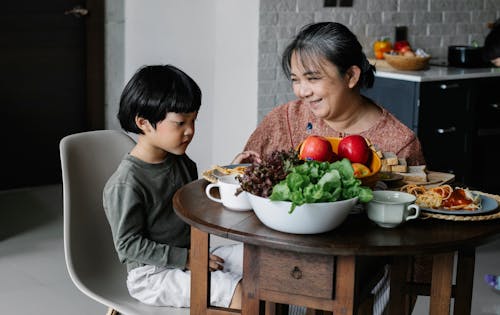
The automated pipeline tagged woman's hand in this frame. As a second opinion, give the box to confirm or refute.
[209,253,224,272]
[232,150,261,164]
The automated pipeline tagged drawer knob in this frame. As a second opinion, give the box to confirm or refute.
[290,266,302,279]
[436,126,456,134]
[439,83,460,89]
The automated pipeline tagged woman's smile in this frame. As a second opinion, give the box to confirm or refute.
[307,98,323,110]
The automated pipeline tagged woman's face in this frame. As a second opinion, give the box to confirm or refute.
[290,52,356,120]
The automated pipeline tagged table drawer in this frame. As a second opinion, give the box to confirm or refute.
[257,247,334,299]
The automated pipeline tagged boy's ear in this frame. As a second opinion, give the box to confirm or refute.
[135,116,153,133]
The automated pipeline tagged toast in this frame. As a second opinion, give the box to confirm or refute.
[395,165,428,183]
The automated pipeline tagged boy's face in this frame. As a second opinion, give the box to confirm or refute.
[145,111,198,156]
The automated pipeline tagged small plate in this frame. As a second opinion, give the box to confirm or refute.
[378,172,404,182]
[212,164,250,179]
[420,195,499,215]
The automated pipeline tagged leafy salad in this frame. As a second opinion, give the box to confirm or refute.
[238,150,373,213]
[270,158,373,213]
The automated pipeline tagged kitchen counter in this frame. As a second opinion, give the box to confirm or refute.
[362,63,500,194]
[369,58,500,82]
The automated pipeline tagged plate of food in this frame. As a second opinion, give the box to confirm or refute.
[400,184,499,215]
[212,164,250,178]
[203,164,250,183]
[419,194,498,215]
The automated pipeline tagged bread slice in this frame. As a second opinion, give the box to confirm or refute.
[380,164,392,172]
[391,158,408,172]
[396,165,427,183]
[382,152,399,166]
[391,164,408,173]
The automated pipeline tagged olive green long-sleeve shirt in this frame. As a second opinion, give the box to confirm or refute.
[103,154,197,272]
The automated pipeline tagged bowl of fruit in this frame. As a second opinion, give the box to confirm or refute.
[383,41,431,71]
[298,135,381,187]
[383,51,431,71]
[238,148,374,234]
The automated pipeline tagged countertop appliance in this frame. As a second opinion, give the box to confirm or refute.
[448,45,490,68]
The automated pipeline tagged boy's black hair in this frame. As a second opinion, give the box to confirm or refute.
[118,64,202,134]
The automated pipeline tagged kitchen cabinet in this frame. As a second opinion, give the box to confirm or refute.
[362,70,500,194]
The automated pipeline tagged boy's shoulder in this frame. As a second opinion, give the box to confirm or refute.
[105,155,143,187]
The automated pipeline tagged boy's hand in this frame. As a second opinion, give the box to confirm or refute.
[209,253,224,272]
[185,249,191,270]
[232,150,261,164]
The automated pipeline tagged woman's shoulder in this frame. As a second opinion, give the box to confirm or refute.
[363,108,417,150]
[377,108,415,138]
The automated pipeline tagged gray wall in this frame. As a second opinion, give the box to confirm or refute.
[258,0,500,121]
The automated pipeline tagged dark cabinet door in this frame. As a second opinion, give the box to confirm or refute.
[418,81,471,183]
[469,77,500,194]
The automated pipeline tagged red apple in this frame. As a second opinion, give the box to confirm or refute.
[393,40,410,52]
[298,135,337,162]
[337,135,371,164]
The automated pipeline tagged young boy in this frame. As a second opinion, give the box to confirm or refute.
[103,65,242,308]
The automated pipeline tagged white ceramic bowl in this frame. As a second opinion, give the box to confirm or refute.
[247,193,358,234]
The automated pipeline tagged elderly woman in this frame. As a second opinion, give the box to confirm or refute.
[233,22,427,315]
[235,22,425,166]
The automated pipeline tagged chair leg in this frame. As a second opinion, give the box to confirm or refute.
[106,308,119,315]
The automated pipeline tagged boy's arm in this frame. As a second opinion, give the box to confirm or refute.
[103,183,188,269]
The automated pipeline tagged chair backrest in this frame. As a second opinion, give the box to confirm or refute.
[60,130,188,315]
[60,130,135,297]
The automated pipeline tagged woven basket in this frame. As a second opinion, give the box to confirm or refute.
[383,53,431,71]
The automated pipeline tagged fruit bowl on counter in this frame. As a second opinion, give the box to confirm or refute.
[383,52,431,71]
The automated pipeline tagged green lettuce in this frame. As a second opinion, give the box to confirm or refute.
[269,158,373,213]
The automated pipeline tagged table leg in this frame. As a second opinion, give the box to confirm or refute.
[453,248,475,315]
[190,227,209,315]
[429,252,454,315]
[242,244,261,315]
[333,256,355,315]
[387,256,412,315]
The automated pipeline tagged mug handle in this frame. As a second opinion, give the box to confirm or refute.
[405,204,420,221]
[205,183,222,203]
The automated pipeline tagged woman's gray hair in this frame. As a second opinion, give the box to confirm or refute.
[282,22,376,88]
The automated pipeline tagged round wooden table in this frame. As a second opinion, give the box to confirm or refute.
[173,179,500,315]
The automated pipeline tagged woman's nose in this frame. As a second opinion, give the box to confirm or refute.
[295,82,313,98]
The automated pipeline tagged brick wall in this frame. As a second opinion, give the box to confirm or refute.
[258,0,500,121]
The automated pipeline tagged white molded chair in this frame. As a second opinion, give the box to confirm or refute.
[60,130,189,315]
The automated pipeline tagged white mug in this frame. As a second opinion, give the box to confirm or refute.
[205,175,252,211]
[366,191,420,228]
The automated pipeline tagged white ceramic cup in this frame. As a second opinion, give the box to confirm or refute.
[205,175,252,211]
[366,190,420,228]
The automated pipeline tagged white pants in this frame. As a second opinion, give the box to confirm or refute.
[127,243,243,308]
